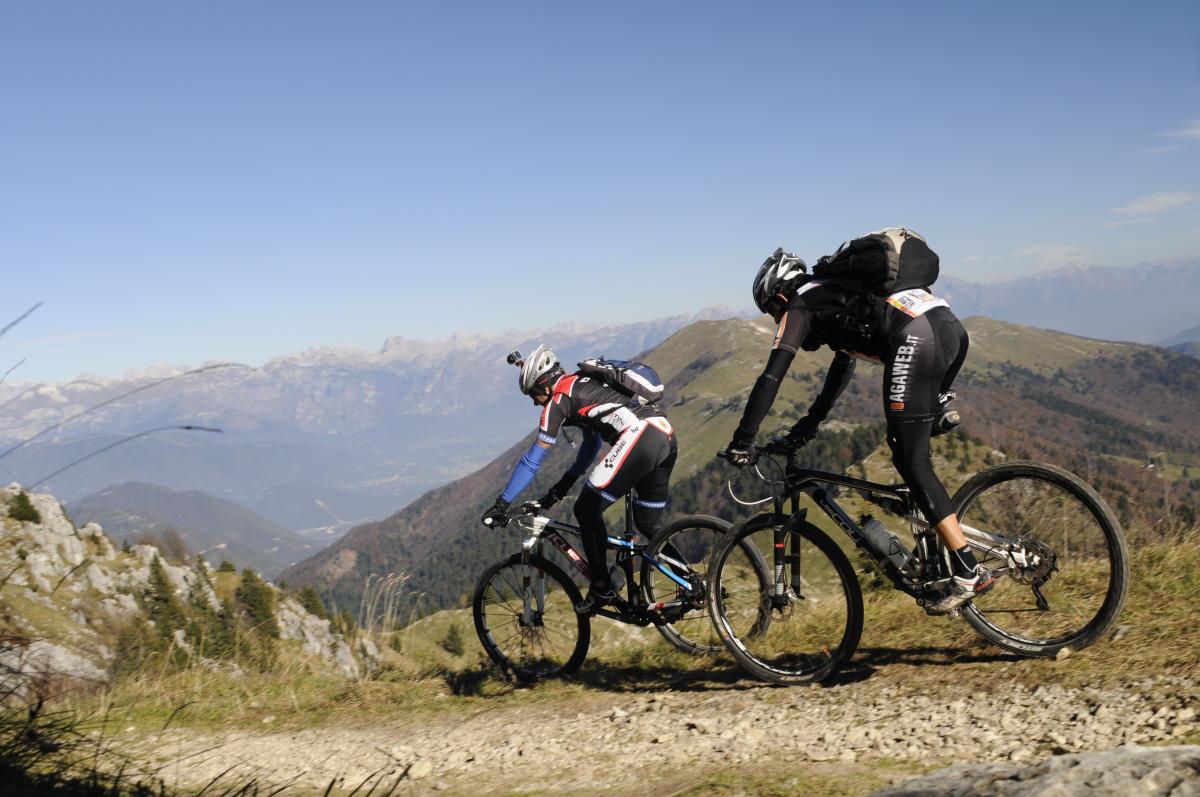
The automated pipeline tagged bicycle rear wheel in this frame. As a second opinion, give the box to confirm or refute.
[473,553,590,679]
[954,461,1129,656]
[709,513,863,685]
[641,514,771,655]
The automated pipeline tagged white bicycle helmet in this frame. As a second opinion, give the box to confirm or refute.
[515,344,564,395]
[752,248,809,315]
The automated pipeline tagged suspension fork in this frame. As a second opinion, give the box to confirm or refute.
[770,490,807,608]
[771,491,786,604]
[788,509,806,598]
[522,539,547,625]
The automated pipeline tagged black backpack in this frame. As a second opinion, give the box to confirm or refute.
[812,228,939,295]
[576,358,665,405]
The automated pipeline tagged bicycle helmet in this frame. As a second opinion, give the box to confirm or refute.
[515,344,564,396]
[752,248,809,315]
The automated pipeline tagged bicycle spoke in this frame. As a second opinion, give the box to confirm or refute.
[956,464,1127,652]
[474,555,588,679]
[711,520,860,684]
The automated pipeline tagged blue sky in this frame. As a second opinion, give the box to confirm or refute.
[2,1,1199,382]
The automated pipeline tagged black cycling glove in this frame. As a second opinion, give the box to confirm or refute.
[481,497,510,528]
[723,442,759,468]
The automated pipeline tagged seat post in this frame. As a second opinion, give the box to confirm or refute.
[624,491,635,540]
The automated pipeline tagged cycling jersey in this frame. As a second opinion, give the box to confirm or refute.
[537,373,660,446]
[771,281,948,359]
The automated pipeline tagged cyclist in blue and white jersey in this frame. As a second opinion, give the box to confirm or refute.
[481,345,677,614]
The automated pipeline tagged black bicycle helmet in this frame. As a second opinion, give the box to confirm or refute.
[752,248,809,315]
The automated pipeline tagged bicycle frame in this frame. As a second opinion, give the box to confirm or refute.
[510,495,698,626]
[750,454,1020,600]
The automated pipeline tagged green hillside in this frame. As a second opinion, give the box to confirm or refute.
[283,315,1200,618]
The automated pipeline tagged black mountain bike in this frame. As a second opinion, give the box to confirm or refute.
[473,494,771,679]
[708,443,1130,685]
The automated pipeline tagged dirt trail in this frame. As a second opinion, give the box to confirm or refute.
[127,672,1199,796]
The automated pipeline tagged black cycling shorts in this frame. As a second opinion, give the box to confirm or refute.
[882,307,969,524]
[584,417,676,507]
[883,307,968,423]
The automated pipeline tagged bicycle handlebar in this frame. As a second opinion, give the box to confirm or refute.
[482,501,543,528]
[716,440,799,461]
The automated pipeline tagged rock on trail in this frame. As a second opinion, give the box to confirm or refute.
[871,744,1200,797]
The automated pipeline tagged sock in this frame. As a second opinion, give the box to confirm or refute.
[950,545,978,578]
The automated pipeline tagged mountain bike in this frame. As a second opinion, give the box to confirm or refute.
[472,494,771,679]
[708,442,1129,685]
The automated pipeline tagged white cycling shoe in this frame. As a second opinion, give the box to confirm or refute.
[924,566,996,616]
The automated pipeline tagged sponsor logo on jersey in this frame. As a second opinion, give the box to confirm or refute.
[886,289,949,319]
[888,334,921,409]
[603,430,635,468]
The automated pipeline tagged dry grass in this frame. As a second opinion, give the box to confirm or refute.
[849,532,1200,691]
[63,537,1200,739]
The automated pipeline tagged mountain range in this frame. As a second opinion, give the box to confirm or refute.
[66,482,316,577]
[1157,323,1200,360]
[1,258,1196,568]
[0,310,732,532]
[938,258,1200,344]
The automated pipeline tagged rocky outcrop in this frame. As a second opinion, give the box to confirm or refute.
[870,745,1200,797]
[0,484,370,683]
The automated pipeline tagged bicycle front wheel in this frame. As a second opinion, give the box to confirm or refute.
[641,514,771,655]
[473,553,590,679]
[709,513,863,685]
[954,461,1129,656]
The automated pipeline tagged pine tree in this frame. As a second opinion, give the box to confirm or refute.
[236,569,280,639]
[217,560,237,573]
[298,586,327,619]
[7,491,41,524]
[146,557,188,644]
[190,556,216,607]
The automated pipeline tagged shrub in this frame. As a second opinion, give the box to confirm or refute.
[146,557,188,644]
[7,491,41,524]
[217,560,237,573]
[236,569,279,639]
[298,586,327,619]
[331,608,357,642]
[441,623,465,656]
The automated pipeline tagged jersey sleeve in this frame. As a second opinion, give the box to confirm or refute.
[808,351,856,421]
[537,392,570,444]
[771,302,813,354]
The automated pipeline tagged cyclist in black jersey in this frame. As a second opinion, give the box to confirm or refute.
[724,237,995,615]
[481,345,677,614]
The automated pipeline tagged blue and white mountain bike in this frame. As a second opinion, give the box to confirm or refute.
[472,494,771,679]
